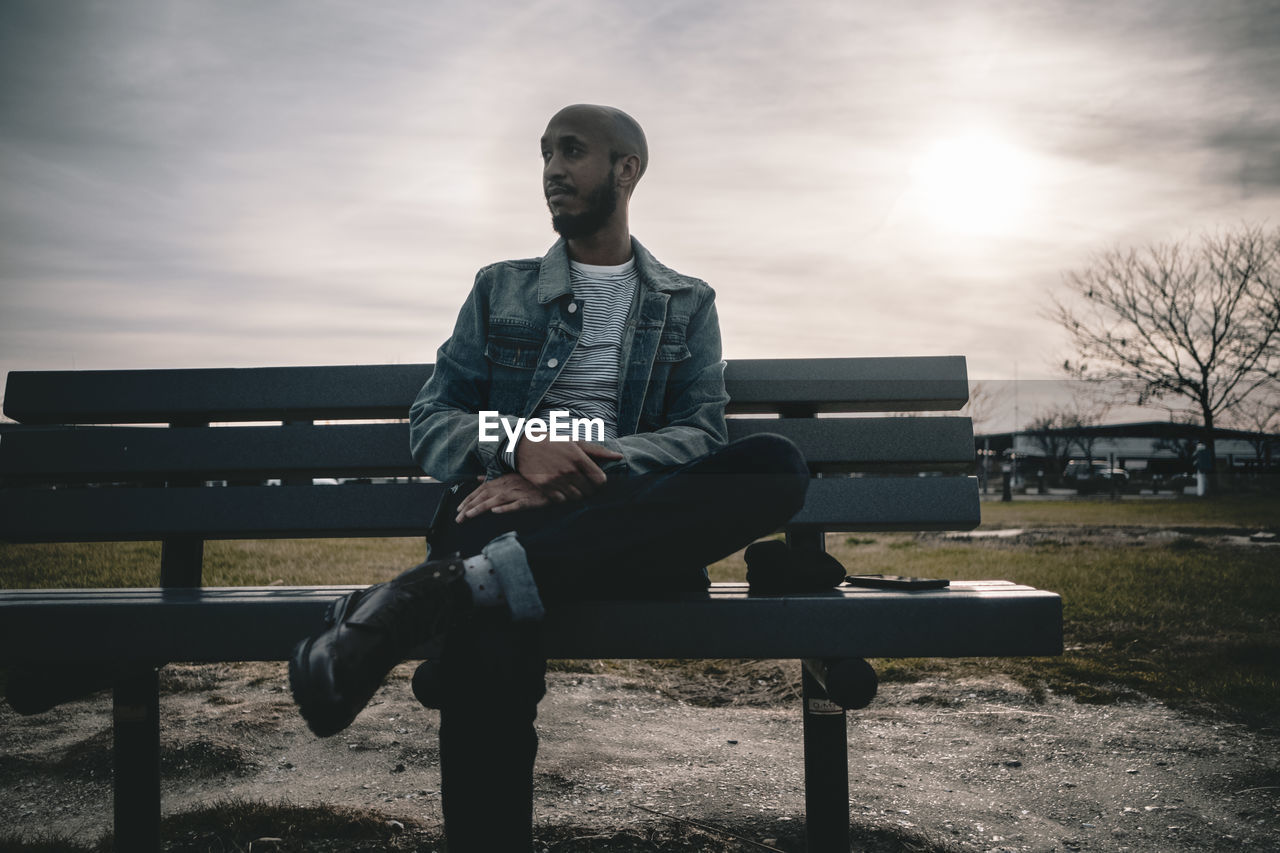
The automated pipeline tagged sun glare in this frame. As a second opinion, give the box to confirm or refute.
[909,131,1034,236]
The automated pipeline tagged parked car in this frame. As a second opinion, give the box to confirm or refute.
[1063,460,1130,494]
[1148,472,1195,494]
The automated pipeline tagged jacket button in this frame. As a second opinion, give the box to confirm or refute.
[567,302,578,313]
[547,358,559,368]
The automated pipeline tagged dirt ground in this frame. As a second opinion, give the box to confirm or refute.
[2,654,1278,852]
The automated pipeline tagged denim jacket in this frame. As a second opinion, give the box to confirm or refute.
[409,237,729,481]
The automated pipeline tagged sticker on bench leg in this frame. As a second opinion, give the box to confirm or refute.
[805,696,845,715]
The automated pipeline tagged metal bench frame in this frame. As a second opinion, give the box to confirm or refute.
[0,356,1063,852]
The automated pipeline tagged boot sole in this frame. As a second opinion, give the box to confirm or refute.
[289,592,366,738]
[289,562,466,738]
[289,634,361,738]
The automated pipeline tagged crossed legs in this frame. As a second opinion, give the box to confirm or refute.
[425,433,808,850]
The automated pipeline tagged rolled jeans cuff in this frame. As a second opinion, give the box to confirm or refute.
[481,531,545,622]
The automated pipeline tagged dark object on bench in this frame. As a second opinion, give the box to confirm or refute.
[0,356,1063,853]
[744,538,847,593]
[844,573,951,590]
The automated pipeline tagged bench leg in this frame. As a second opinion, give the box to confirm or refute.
[801,661,849,852]
[161,535,204,588]
[114,666,161,852]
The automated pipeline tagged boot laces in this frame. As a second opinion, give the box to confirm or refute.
[341,557,462,642]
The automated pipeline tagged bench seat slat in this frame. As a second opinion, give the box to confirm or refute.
[3,357,969,424]
[0,477,979,542]
[0,582,1063,663]
[1,418,976,481]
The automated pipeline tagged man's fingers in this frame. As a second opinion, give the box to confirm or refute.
[463,499,510,519]
[512,489,551,512]
[457,480,496,512]
[457,481,513,520]
[546,467,596,498]
[455,487,488,518]
[488,497,523,514]
[457,495,497,521]
[492,491,549,513]
[561,444,608,489]
[574,455,609,487]
[460,489,552,520]
[455,474,488,513]
[580,442,625,460]
[528,466,587,497]
[459,490,520,520]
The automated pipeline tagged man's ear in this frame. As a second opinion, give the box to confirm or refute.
[614,153,642,192]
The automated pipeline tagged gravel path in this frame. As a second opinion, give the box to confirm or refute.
[3,661,1278,851]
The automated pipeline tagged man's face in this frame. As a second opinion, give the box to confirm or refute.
[541,113,620,239]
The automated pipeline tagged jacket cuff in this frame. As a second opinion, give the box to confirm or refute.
[502,433,521,472]
[476,412,523,476]
[598,437,630,476]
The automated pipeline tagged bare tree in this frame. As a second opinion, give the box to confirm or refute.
[964,381,1007,491]
[962,380,1005,434]
[1051,224,1280,468]
[1058,391,1111,464]
[1021,397,1108,483]
[1025,408,1075,485]
[1224,383,1280,465]
[1152,435,1199,472]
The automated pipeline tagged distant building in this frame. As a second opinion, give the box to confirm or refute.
[976,421,1277,481]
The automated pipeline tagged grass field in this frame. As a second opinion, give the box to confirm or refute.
[833,535,1278,724]
[977,493,1280,529]
[2,495,1277,728]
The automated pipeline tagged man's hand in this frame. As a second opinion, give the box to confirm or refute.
[515,438,624,502]
[456,473,552,523]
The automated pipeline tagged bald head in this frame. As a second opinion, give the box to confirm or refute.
[547,104,648,182]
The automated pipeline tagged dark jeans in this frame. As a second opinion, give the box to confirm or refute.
[424,433,808,851]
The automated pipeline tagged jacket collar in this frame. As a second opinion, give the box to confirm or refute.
[536,236,692,304]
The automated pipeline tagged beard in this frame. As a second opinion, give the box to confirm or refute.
[549,177,619,239]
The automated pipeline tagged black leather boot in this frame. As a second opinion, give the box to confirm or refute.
[289,555,470,737]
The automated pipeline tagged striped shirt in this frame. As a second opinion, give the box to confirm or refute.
[502,258,638,467]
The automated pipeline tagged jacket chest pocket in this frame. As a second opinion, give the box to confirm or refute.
[484,320,544,370]
[656,338,690,363]
[655,321,691,364]
[640,326,692,428]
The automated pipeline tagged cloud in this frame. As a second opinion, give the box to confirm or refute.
[1206,122,1280,193]
[2,0,1279,390]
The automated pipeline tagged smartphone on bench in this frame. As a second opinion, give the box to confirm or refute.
[844,574,950,590]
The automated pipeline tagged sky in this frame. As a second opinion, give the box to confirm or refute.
[2,0,1278,431]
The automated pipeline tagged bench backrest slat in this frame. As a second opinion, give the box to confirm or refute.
[1,417,975,482]
[3,357,969,424]
[2,365,429,425]
[1,356,980,545]
[0,477,978,542]
[721,356,968,413]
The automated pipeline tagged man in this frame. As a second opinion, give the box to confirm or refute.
[290,105,830,850]
[1193,442,1213,497]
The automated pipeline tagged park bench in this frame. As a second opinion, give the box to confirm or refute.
[0,356,1062,852]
